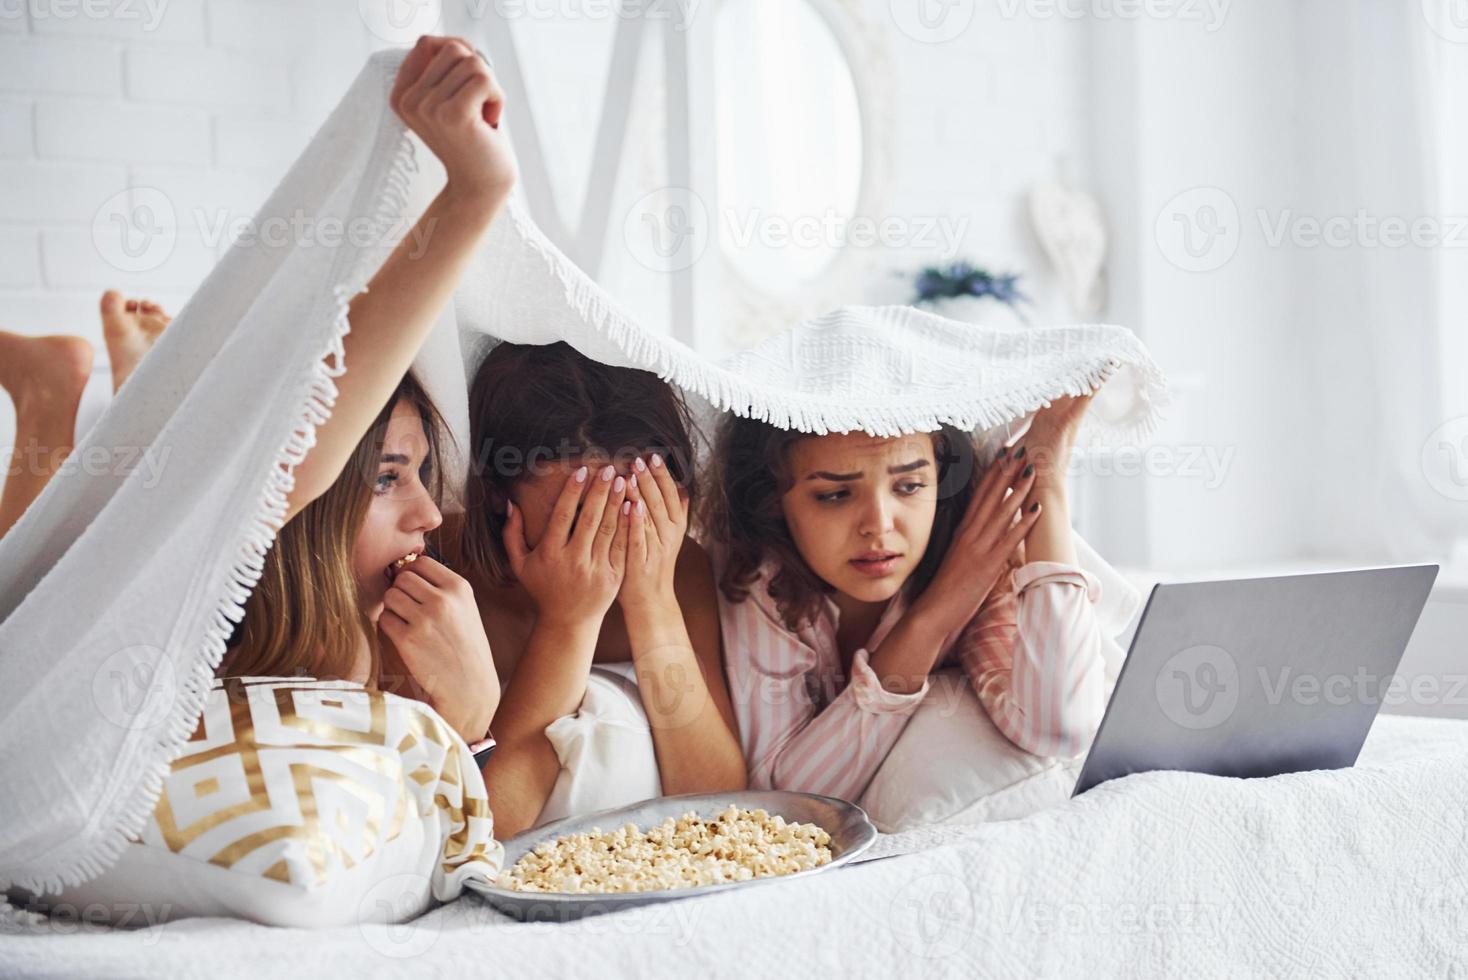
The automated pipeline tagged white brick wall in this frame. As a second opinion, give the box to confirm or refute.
[35,100,213,163]
[0,100,34,156]
[125,47,292,110]
[0,37,124,94]
[0,0,376,452]
[0,2,1093,460]
[0,160,128,222]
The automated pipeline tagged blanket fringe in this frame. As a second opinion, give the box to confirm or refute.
[10,58,419,898]
[510,203,1169,443]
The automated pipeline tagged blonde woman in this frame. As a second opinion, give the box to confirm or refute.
[1,36,513,742]
[217,35,518,740]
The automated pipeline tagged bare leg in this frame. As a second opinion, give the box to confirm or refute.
[0,332,94,537]
[100,290,171,394]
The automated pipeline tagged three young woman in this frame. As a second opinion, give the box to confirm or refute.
[1,34,1114,840]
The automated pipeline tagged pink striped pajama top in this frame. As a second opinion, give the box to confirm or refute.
[717,560,1108,802]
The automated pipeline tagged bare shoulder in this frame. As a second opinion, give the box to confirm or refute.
[674,537,718,605]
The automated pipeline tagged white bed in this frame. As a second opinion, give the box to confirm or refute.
[3,712,1465,979]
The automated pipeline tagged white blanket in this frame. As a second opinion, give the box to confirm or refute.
[0,47,1167,896]
[3,713,1463,978]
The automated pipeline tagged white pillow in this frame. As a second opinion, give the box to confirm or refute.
[35,677,503,928]
[858,534,1137,833]
[535,663,662,827]
[859,670,1085,832]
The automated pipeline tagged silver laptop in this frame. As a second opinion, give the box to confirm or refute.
[1071,563,1440,796]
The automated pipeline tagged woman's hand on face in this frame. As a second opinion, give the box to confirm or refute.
[379,556,500,741]
[503,465,629,629]
[915,446,1045,631]
[619,453,688,614]
[389,36,517,208]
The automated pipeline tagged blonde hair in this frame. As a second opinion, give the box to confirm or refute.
[223,373,447,685]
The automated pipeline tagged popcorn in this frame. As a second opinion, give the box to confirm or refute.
[495,806,833,894]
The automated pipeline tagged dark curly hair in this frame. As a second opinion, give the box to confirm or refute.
[458,341,701,588]
[699,417,984,631]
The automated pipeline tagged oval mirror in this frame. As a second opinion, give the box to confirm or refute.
[715,0,864,293]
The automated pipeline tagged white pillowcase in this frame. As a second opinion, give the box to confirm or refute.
[859,669,1086,832]
[860,535,1141,832]
[35,678,502,928]
[535,663,662,828]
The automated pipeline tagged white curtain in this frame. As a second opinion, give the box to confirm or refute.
[1300,0,1468,561]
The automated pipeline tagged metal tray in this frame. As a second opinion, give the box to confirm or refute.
[464,790,878,922]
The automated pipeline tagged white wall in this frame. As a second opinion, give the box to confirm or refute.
[0,0,377,451]
[0,0,1097,480]
[859,0,1093,323]
[1086,5,1315,569]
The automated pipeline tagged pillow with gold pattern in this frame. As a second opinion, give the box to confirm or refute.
[48,677,504,928]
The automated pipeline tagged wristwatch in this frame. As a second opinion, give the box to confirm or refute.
[469,732,496,768]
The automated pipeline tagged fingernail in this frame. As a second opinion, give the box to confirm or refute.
[998,447,1008,460]
[630,473,638,488]
[613,475,625,493]
[1015,446,1026,460]
[601,465,614,482]
[1023,464,1033,478]
[505,500,513,516]
[634,456,648,472]
[1029,502,1040,513]
[622,501,631,515]
[637,500,646,516]
[575,466,588,483]
[651,453,663,469]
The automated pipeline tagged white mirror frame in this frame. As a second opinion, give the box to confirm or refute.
[716,0,895,350]
[453,0,892,352]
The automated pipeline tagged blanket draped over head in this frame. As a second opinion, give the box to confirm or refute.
[0,50,1167,894]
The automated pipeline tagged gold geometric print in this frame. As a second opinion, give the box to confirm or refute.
[140,677,502,890]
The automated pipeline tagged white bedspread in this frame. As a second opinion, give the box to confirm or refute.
[4,713,1465,979]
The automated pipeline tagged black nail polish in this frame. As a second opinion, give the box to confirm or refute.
[1023,464,1033,478]
[1015,446,1026,460]
[1029,502,1040,513]
[998,447,1008,460]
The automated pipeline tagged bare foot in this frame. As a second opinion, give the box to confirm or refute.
[0,331,94,420]
[100,290,172,394]
[0,332,93,537]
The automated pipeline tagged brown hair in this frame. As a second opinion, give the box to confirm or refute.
[700,417,984,631]
[224,372,449,685]
[460,341,699,587]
